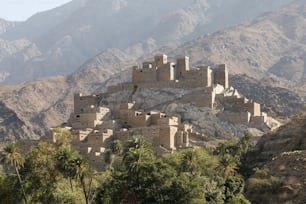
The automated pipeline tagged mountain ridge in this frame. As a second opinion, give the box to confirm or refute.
[0,0,294,84]
[0,0,305,142]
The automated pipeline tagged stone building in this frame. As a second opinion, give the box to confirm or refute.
[65,54,273,170]
[67,100,191,169]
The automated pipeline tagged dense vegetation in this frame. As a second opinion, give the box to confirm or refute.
[0,129,252,204]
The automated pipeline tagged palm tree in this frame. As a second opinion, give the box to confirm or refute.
[73,155,93,204]
[181,149,200,176]
[52,127,72,147]
[110,140,123,155]
[124,136,152,151]
[123,136,153,175]
[104,149,115,169]
[104,140,122,169]
[122,136,154,203]
[55,146,77,191]
[0,143,28,204]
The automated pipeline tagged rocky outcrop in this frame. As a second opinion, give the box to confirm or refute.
[1,1,306,142]
[245,113,306,169]
[229,75,305,116]
[0,18,15,35]
[0,101,35,142]
[0,61,129,141]
[167,0,306,96]
[242,112,306,203]
[246,150,306,204]
[0,0,293,84]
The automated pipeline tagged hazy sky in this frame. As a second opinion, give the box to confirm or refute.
[0,0,72,21]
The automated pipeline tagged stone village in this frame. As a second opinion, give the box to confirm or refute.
[61,54,277,169]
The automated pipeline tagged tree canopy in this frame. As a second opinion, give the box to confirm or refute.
[0,134,252,204]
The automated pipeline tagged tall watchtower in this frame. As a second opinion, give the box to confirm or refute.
[214,64,229,89]
[176,56,190,79]
[154,54,168,68]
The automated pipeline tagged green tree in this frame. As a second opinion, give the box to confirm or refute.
[52,127,72,147]
[0,174,23,204]
[224,176,245,202]
[123,136,154,175]
[110,139,123,155]
[103,140,124,170]
[181,149,198,174]
[55,145,78,191]
[0,143,28,204]
[53,179,85,204]
[73,155,95,204]
[214,134,253,178]
[21,142,59,203]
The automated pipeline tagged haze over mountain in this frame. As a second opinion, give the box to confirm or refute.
[0,18,15,35]
[0,0,305,142]
[0,0,293,84]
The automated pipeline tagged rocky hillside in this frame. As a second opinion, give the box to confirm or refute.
[230,75,304,116]
[246,150,306,204]
[244,113,306,203]
[164,0,306,92]
[84,0,306,96]
[0,101,35,142]
[0,61,132,141]
[1,0,306,141]
[245,113,306,169]
[0,0,293,84]
[0,18,15,35]
[0,60,303,142]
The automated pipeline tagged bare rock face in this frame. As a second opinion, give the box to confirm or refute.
[0,60,303,142]
[0,61,129,141]
[0,101,35,142]
[103,87,265,139]
[243,112,306,203]
[245,113,306,169]
[0,0,293,84]
[1,0,306,142]
[0,18,15,35]
[167,0,306,96]
[246,150,306,204]
[269,56,305,81]
[229,75,305,116]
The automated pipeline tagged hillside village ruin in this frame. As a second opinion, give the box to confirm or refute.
[62,54,277,169]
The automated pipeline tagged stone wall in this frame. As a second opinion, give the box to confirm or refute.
[68,107,110,129]
[180,87,215,108]
[132,66,158,83]
[176,56,190,79]
[154,54,168,68]
[130,54,228,92]
[160,126,177,149]
[127,111,151,128]
[214,64,229,89]
[157,115,180,127]
[222,95,261,116]
[181,66,212,87]
[157,62,175,81]
[95,120,117,130]
[74,93,99,114]
[65,53,271,171]
[218,111,251,125]
[86,129,113,152]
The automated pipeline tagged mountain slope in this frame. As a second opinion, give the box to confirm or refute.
[0,18,15,35]
[244,113,306,204]
[0,0,293,84]
[245,113,306,169]
[0,0,305,141]
[0,101,35,142]
[166,0,306,89]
